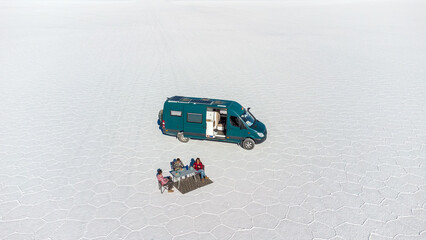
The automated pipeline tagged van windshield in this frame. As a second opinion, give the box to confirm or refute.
[240,110,255,127]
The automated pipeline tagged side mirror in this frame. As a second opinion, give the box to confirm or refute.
[247,107,257,122]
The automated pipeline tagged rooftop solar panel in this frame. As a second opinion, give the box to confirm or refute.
[168,96,184,101]
[168,96,217,105]
[190,99,213,104]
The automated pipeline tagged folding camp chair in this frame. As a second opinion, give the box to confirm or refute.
[157,173,172,194]
[158,180,167,194]
[170,159,177,171]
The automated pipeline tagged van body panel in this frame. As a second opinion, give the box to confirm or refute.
[225,110,244,143]
[183,104,205,139]
[250,120,266,135]
[229,102,245,116]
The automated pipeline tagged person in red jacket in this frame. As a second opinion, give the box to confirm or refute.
[193,158,208,182]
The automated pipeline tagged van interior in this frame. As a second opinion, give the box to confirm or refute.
[206,108,227,138]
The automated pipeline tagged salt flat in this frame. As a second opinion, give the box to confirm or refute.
[0,0,425,239]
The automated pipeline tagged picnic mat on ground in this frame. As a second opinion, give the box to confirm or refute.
[174,176,213,194]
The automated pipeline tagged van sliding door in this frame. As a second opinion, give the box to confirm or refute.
[206,111,214,138]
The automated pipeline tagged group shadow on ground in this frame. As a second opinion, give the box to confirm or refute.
[174,174,213,194]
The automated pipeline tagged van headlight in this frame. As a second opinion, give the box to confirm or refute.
[257,132,264,138]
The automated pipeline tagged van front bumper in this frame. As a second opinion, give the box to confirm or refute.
[254,130,267,144]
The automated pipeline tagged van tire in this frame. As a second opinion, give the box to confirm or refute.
[242,138,255,150]
[158,110,163,121]
[177,132,189,143]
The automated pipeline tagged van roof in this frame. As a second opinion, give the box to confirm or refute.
[166,96,235,108]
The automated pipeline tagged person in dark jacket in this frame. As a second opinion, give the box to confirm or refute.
[173,158,184,171]
[193,158,208,182]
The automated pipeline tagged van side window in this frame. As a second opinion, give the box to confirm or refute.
[170,110,182,117]
[230,116,239,127]
[187,113,202,123]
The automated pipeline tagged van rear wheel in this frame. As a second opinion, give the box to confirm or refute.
[158,110,163,121]
[242,138,255,150]
[177,132,189,143]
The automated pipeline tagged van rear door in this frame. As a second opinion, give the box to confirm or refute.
[166,103,184,131]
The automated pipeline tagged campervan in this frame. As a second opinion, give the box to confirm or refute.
[158,96,267,150]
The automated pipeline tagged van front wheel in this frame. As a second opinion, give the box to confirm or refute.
[242,138,255,150]
[177,132,189,143]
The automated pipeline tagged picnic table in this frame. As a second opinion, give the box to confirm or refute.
[170,168,198,188]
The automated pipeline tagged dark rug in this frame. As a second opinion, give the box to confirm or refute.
[174,175,213,194]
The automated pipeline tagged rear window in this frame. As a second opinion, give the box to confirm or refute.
[187,113,202,123]
[170,110,182,117]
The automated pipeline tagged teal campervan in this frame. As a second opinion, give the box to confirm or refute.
[158,96,267,150]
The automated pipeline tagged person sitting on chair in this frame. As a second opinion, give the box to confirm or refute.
[173,158,185,171]
[194,158,208,182]
[157,169,174,193]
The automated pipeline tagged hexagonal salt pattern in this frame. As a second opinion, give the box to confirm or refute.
[1,0,425,239]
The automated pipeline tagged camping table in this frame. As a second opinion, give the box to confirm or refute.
[170,168,197,189]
